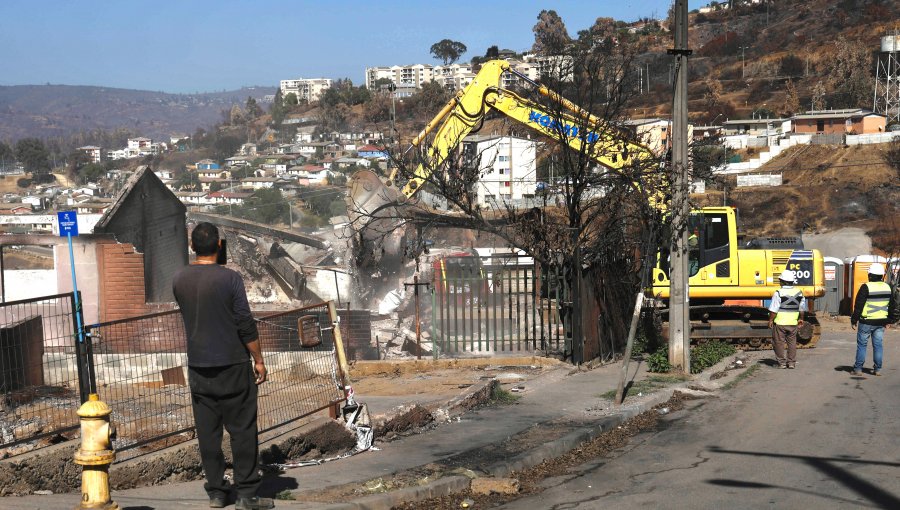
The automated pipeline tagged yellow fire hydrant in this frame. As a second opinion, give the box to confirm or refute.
[74,393,118,510]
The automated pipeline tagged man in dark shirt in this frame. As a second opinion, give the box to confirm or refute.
[173,222,274,510]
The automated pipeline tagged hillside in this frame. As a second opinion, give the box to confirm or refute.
[0,84,276,141]
[695,144,899,252]
[629,0,900,122]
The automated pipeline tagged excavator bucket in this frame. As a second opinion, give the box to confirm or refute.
[347,169,408,274]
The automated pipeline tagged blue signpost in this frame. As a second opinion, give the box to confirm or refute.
[58,211,84,344]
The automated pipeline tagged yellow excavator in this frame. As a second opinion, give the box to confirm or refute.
[348,60,826,347]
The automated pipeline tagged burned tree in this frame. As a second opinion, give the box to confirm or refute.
[347,32,670,363]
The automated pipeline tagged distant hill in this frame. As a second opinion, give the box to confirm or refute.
[0,84,276,142]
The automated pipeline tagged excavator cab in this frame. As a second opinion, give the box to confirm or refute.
[653,207,739,291]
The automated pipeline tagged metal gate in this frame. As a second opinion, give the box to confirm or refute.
[431,255,570,355]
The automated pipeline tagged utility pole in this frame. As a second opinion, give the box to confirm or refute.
[668,0,691,372]
[740,46,749,79]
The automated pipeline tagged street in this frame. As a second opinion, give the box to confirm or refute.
[499,327,900,510]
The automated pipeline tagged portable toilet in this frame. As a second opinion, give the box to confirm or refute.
[845,255,889,314]
[818,257,844,315]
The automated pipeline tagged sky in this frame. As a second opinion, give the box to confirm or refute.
[0,1,703,94]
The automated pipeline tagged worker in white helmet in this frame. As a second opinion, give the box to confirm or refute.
[768,269,807,369]
[851,263,893,376]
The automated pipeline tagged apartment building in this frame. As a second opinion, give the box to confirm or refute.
[77,146,104,164]
[367,55,573,94]
[365,64,434,91]
[433,63,476,90]
[462,135,537,208]
[279,78,333,103]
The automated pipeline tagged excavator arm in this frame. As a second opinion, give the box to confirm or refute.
[393,60,653,198]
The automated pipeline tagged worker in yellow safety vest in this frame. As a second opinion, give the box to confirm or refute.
[768,269,807,369]
[851,263,893,377]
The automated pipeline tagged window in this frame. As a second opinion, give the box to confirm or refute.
[498,168,507,175]
[498,155,509,162]
[704,214,729,250]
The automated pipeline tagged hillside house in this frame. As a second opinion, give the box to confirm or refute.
[76,201,114,215]
[108,149,130,160]
[21,195,46,210]
[225,156,253,168]
[791,109,886,135]
[198,177,229,192]
[357,145,388,159]
[73,185,100,196]
[208,191,252,205]
[240,176,277,190]
[295,141,333,158]
[334,157,371,170]
[197,168,231,180]
[724,118,789,136]
[0,205,32,215]
[294,126,318,144]
[239,143,257,156]
[175,191,209,206]
[196,159,221,171]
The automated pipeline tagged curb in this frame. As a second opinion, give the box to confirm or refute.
[321,388,677,510]
[311,352,762,509]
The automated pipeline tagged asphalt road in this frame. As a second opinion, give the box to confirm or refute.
[499,328,900,510]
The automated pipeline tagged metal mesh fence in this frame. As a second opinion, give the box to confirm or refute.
[0,293,82,452]
[254,303,346,433]
[88,310,193,461]
[2,299,347,461]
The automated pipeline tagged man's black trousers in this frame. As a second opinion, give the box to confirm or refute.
[189,362,261,499]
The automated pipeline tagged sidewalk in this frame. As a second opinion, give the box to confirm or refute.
[2,352,744,510]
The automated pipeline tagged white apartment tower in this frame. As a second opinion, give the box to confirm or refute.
[462,135,537,208]
[280,78,333,103]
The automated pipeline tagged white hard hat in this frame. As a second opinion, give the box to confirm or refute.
[868,263,885,276]
[779,269,797,283]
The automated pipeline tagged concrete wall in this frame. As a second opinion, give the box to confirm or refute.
[54,242,102,325]
[95,169,188,303]
[736,173,783,187]
[845,132,900,145]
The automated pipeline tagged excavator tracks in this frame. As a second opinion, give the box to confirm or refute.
[658,306,821,351]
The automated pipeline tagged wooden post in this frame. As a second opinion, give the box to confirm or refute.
[615,292,645,406]
[404,275,431,360]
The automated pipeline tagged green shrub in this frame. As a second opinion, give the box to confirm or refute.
[646,347,672,373]
[690,341,736,374]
